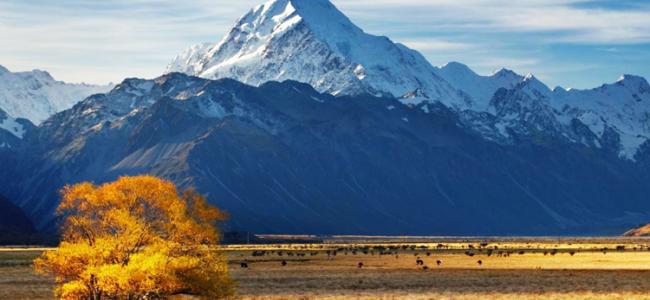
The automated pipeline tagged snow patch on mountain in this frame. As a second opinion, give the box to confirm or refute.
[0,115,25,139]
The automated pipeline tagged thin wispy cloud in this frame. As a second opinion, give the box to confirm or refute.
[343,0,650,43]
[399,39,474,51]
[0,0,648,88]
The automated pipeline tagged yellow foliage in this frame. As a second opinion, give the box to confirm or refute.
[34,175,234,299]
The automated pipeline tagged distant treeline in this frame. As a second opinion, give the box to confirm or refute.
[223,232,324,245]
[1,231,324,246]
[0,232,59,246]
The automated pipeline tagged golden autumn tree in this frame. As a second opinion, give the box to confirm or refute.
[34,175,234,300]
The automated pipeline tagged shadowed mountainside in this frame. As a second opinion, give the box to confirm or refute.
[0,195,38,244]
[1,73,650,235]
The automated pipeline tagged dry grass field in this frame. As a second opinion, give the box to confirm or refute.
[4,238,650,299]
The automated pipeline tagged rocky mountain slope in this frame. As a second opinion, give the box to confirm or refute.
[3,73,650,235]
[623,223,650,237]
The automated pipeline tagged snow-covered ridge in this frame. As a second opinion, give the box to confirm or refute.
[550,75,650,157]
[0,65,112,131]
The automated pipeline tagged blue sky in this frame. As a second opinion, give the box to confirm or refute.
[0,0,648,89]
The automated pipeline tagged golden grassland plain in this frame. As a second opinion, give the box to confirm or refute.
[4,238,650,299]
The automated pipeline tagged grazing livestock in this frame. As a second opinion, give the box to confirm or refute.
[416,258,425,266]
[240,262,249,268]
[422,266,429,270]
[436,260,442,266]
[281,260,287,266]
[477,260,483,266]
[358,262,364,268]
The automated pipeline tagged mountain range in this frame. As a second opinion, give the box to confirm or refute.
[2,0,650,235]
[168,0,650,160]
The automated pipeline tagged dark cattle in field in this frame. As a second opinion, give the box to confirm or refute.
[416,258,424,266]
[358,262,364,268]
[477,260,482,266]
[436,260,442,266]
[281,260,287,266]
[240,262,249,268]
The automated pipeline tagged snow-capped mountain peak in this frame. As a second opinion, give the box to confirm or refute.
[491,67,517,77]
[441,61,475,76]
[519,74,552,99]
[27,69,54,81]
[167,0,469,108]
[257,0,359,39]
[213,0,377,67]
[438,62,525,110]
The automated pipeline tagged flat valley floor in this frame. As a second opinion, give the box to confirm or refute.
[4,237,650,299]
